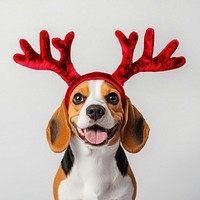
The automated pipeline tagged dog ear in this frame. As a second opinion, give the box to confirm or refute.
[46,100,70,153]
[121,97,150,153]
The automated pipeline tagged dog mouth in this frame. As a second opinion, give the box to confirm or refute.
[73,123,118,146]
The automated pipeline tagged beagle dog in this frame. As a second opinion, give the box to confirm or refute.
[14,28,185,200]
[47,80,149,200]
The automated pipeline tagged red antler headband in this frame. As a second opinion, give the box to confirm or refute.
[13,28,186,106]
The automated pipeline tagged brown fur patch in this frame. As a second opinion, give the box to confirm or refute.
[127,165,137,200]
[121,97,150,153]
[108,131,120,146]
[101,81,124,146]
[53,165,67,200]
[46,100,71,153]
[68,81,89,136]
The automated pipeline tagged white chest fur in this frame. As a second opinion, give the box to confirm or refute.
[58,136,134,200]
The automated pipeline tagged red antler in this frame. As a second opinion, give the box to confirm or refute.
[112,28,186,86]
[13,30,80,85]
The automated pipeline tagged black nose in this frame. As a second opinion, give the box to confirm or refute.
[86,104,105,121]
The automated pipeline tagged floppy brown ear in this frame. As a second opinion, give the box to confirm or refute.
[46,100,71,153]
[121,97,150,153]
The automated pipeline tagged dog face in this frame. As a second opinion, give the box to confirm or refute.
[46,79,149,153]
[68,80,124,147]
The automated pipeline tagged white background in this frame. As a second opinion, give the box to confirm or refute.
[0,0,199,199]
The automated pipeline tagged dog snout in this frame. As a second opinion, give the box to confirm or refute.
[86,104,105,121]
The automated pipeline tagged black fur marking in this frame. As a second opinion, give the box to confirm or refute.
[115,145,128,176]
[50,119,58,144]
[61,146,74,175]
[133,117,144,144]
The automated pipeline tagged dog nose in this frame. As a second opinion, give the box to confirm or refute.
[86,105,105,120]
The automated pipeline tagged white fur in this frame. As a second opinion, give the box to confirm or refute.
[59,136,134,200]
[77,80,115,129]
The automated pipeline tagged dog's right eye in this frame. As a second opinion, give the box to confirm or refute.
[73,93,86,105]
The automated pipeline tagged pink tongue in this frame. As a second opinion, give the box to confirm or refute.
[84,129,108,144]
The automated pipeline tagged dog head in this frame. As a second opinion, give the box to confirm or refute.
[46,79,149,153]
[14,29,185,153]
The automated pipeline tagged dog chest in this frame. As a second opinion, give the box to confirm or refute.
[59,170,133,200]
[58,138,134,199]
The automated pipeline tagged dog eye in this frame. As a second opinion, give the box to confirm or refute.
[106,92,119,105]
[73,93,86,105]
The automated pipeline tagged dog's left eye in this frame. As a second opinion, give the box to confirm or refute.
[73,93,86,105]
[105,92,119,105]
